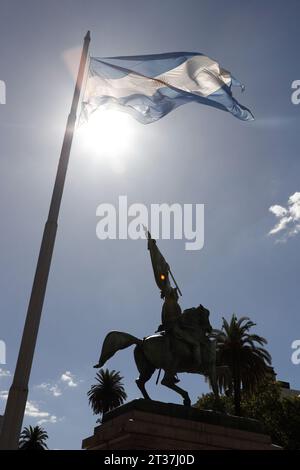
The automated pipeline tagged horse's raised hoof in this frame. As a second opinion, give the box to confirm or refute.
[183,398,191,407]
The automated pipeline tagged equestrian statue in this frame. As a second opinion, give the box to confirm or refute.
[94,229,219,406]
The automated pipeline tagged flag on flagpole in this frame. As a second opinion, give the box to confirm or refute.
[145,229,172,296]
[81,52,254,124]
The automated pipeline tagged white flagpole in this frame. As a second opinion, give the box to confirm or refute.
[0,31,91,450]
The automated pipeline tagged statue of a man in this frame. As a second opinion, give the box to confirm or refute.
[158,287,203,369]
[145,229,208,370]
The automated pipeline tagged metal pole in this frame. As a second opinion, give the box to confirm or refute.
[0,31,91,449]
[168,269,182,297]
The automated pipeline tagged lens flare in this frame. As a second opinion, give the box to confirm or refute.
[78,110,135,172]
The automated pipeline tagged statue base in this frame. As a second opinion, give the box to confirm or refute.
[82,399,278,450]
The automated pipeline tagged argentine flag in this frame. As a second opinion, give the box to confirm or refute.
[81,52,254,124]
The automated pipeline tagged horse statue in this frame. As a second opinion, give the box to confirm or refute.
[94,304,219,406]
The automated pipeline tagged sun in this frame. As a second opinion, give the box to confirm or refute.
[77,110,135,172]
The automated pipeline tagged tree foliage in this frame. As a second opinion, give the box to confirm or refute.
[88,368,127,422]
[19,425,49,450]
[196,379,300,449]
[213,314,272,415]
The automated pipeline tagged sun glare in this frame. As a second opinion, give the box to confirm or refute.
[78,110,135,172]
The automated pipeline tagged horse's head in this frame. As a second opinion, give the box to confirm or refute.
[181,304,213,333]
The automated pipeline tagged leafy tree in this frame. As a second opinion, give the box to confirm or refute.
[213,315,272,415]
[19,425,48,450]
[242,379,300,449]
[88,368,127,422]
[196,391,234,414]
[278,395,300,449]
[196,379,300,449]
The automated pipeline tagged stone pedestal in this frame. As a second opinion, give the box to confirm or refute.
[82,399,277,450]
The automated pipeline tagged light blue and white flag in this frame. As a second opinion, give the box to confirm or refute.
[81,52,254,124]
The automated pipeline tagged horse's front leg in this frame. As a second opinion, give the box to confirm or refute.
[161,371,191,406]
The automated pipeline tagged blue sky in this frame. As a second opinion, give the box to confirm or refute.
[0,0,300,449]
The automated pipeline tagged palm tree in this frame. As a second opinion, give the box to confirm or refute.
[214,315,272,416]
[19,425,48,450]
[88,368,127,422]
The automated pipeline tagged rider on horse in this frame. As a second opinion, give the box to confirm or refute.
[157,286,203,369]
[145,228,210,372]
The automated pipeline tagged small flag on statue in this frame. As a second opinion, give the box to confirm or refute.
[81,52,254,124]
[144,229,171,294]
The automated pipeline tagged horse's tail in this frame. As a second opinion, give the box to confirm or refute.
[96,331,142,368]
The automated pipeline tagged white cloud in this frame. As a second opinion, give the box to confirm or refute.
[269,192,300,241]
[25,400,59,425]
[0,391,59,425]
[60,371,78,388]
[25,400,50,419]
[37,415,58,426]
[269,205,288,218]
[36,370,79,397]
[36,382,62,397]
[0,368,11,378]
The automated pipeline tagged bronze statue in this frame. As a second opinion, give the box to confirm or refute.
[158,287,207,370]
[94,231,219,406]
